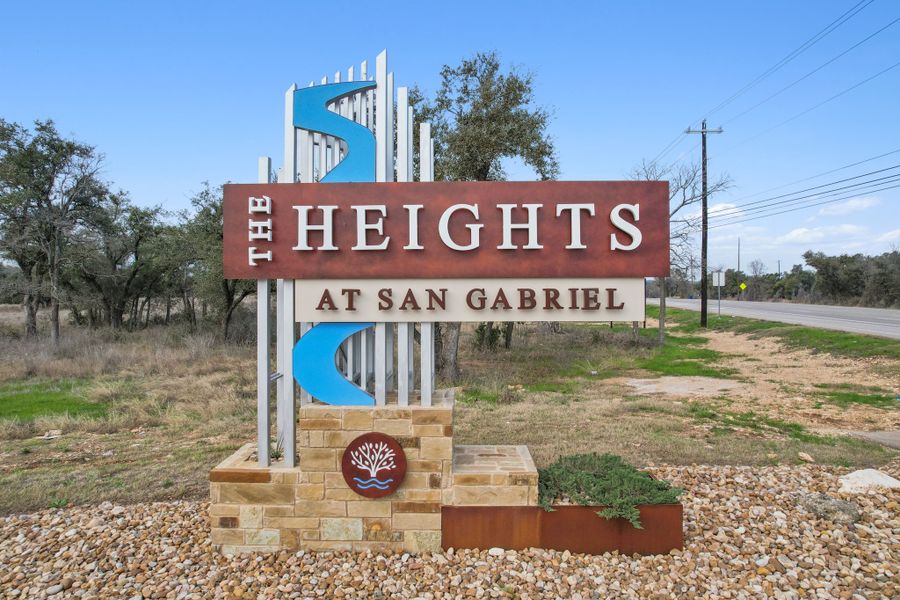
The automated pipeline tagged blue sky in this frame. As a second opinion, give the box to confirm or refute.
[2,0,898,273]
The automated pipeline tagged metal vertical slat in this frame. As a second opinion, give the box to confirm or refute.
[280,280,296,466]
[256,156,272,466]
[397,322,410,406]
[419,122,434,406]
[375,323,386,405]
[374,51,389,402]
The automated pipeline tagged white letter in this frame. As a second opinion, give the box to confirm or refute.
[438,204,483,251]
[497,204,543,250]
[248,219,272,241]
[610,203,642,251]
[351,205,390,251]
[248,195,271,214]
[248,247,272,266]
[292,206,338,251]
[403,204,424,250]
[556,203,595,249]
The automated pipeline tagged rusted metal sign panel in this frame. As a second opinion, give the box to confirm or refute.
[223,181,669,279]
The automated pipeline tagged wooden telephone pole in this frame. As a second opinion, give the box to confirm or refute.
[686,120,723,327]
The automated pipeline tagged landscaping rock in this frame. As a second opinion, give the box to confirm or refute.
[838,468,900,493]
[798,493,861,524]
[0,465,896,598]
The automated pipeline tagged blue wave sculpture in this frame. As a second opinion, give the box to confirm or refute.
[293,322,375,406]
[352,477,394,490]
[292,81,378,405]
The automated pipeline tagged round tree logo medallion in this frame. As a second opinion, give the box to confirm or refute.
[341,432,407,498]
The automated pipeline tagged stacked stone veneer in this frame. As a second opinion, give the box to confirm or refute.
[210,399,453,554]
[209,395,540,554]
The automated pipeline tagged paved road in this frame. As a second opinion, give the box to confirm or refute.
[651,298,900,339]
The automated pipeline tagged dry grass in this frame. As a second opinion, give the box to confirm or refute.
[0,311,896,514]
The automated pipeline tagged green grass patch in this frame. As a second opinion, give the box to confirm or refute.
[812,383,897,410]
[524,381,579,394]
[0,379,105,421]
[651,305,900,361]
[459,388,500,405]
[638,334,738,379]
[688,403,836,445]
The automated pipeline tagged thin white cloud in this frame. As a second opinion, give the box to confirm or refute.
[818,196,880,216]
[875,229,900,243]
[776,224,867,244]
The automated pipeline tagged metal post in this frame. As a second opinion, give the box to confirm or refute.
[686,121,722,327]
[256,279,270,467]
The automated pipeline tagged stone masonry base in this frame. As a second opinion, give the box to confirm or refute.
[209,397,539,554]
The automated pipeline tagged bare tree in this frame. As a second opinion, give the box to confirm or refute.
[629,159,732,342]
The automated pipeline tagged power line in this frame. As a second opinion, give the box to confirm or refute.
[709,163,900,216]
[710,174,900,222]
[708,181,900,229]
[702,0,876,120]
[723,59,900,153]
[725,147,900,202]
[722,15,900,126]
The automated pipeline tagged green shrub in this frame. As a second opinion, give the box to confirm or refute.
[537,453,683,528]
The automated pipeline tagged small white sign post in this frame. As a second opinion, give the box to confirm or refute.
[711,271,724,316]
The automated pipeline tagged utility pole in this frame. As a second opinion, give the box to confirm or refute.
[737,237,741,301]
[686,119,723,327]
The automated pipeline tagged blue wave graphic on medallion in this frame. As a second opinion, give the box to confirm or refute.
[353,477,394,490]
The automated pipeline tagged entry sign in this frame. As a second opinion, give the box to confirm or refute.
[223,181,670,322]
[712,272,725,287]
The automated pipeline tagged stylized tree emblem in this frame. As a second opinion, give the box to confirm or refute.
[349,441,397,478]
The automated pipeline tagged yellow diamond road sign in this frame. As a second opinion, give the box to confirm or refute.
[739,282,747,290]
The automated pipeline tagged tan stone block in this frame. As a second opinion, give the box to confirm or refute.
[420,437,453,460]
[393,488,442,502]
[321,517,363,541]
[295,430,309,448]
[307,430,324,447]
[429,473,442,489]
[263,505,294,517]
[379,408,412,419]
[324,430,358,448]
[442,488,453,505]
[280,528,300,550]
[403,448,420,461]
[395,436,420,449]
[301,471,325,483]
[300,406,343,419]
[453,473,493,486]
[510,472,538,486]
[240,505,264,529]
[270,471,299,485]
[299,418,342,430]
[342,409,373,430]
[209,483,220,503]
[324,487,360,501]
[354,540,403,552]
[399,472,431,489]
[411,409,452,425]
[219,484,294,505]
[443,425,453,437]
[405,530,442,553]
[301,529,320,541]
[392,501,441,514]
[294,500,346,517]
[373,419,412,436]
[209,504,241,517]
[346,501,392,518]
[211,528,245,545]
[452,485,529,506]
[246,529,280,546]
[325,472,348,488]
[362,517,392,541]
[392,512,441,531]
[295,484,325,501]
[298,448,336,471]
[408,459,442,472]
[216,516,238,528]
[412,424,445,437]
[264,516,319,529]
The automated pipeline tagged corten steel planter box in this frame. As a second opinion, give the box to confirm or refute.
[441,503,683,555]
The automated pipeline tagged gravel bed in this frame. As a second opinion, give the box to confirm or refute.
[1,465,897,599]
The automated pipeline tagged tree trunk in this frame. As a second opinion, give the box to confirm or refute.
[502,322,514,349]
[164,297,171,325]
[658,276,666,346]
[439,322,461,383]
[23,294,38,338]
